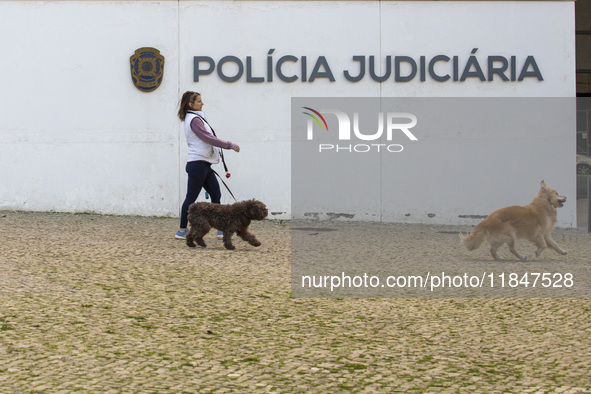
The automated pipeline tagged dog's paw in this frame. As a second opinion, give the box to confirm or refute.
[561,250,567,255]
[520,255,529,261]
[252,241,261,247]
[224,244,236,250]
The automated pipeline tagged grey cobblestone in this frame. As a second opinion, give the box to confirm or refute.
[0,211,590,392]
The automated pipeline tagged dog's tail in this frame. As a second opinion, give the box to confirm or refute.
[459,225,487,251]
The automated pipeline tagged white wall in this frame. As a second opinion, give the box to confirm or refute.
[0,1,577,225]
[0,1,180,216]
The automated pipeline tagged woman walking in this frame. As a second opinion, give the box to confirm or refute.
[175,91,240,240]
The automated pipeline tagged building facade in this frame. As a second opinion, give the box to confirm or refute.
[0,0,580,226]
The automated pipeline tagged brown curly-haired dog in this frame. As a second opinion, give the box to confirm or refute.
[186,199,268,250]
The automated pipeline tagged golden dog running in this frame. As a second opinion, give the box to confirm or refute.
[460,181,567,261]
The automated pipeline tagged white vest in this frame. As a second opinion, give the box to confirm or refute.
[184,111,221,164]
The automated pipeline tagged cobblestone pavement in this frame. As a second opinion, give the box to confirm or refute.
[1,211,590,392]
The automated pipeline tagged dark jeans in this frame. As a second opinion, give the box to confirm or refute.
[180,160,221,229]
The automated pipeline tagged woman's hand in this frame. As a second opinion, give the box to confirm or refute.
[233,145,240,152]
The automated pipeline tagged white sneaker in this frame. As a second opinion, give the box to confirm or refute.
[217,230,223,239]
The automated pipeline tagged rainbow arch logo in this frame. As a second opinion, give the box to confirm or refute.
[302,107,329,131]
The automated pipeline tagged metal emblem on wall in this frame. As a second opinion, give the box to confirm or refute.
[130,47,165,92]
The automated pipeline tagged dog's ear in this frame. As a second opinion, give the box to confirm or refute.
[246,202,257,218]
[540,180,547,189]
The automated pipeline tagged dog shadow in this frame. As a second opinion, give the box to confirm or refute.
[187,245,271,253]
[465,257,568,264]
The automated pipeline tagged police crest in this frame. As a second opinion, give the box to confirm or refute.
[130,47,165,92]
